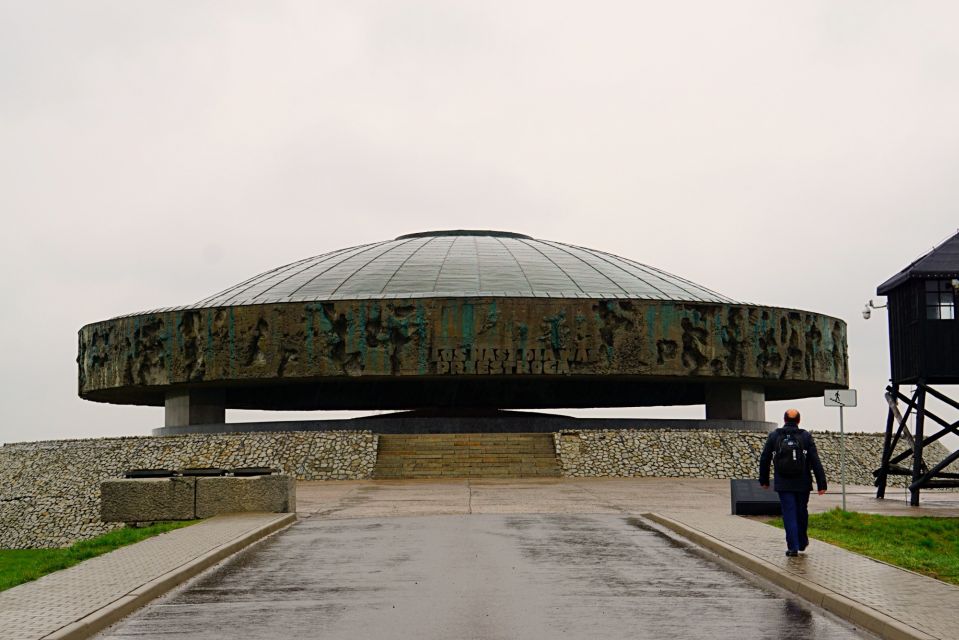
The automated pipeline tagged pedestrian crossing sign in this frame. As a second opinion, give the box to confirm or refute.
[824,389,857,407]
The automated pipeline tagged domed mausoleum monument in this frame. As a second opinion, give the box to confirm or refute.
[78,230,848,433]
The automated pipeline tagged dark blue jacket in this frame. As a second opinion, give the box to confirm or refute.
[758,425,827,492]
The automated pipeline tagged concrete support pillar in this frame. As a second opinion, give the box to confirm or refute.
[705,383,765,421]
[164,388,226,427]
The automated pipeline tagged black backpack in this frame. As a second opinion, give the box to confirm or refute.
[774,430,807,478]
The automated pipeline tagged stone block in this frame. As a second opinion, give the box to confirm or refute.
[195,474,295,518]
[100,477,196,523]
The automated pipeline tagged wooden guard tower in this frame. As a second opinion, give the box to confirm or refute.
[874,231,959,505]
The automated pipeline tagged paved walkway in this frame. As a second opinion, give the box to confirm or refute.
[293,477,959,520]
[3,479,957,640]
[98,513,872,640]
[291,478,958,640]
[0,513,293,640]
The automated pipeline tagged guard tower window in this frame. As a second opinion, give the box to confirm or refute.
[925,280,956,320]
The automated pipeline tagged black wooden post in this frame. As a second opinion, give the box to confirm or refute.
[876,384,898,499]
[909,383,927,506]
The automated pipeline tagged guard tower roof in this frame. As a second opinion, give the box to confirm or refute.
[877,230,959,295]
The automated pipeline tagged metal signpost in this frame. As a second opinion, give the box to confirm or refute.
[824,389,857,510]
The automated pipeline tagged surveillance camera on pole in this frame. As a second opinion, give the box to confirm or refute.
[861,299,886,320]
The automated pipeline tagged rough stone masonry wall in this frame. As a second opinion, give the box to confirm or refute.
[555,429,957,487]
[0,431,377,549]
[2,429,955,549]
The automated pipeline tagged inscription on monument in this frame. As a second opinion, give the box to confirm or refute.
[430,346,598,375]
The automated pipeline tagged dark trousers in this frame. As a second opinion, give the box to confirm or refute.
[777,490,810,552]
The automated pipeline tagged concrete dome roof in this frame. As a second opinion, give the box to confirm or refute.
[189,230,737,308]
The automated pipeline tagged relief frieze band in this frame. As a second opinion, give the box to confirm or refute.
[78,297,849,400]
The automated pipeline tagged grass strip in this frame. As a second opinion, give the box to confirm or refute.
[0,521,195,592]
[767,509,959,585]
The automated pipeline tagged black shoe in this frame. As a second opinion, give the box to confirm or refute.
[800,544,808,552]
[785,550,799,557]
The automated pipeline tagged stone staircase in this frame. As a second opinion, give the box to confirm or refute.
[373,433,561,479]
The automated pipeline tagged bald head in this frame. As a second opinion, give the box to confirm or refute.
[784,409,801,425]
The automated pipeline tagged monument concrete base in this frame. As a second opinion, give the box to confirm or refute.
[152,412,775,436]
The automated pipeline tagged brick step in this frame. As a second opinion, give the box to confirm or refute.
[375,471,558,475]
[377,435,551,440]
[375,464,560,472]
[378,439,556,444]
[376,451,557,457]
[376,462,560,467]
[373,433,561,479]
[376,471,559,476]
[381,433,553,442]
[374,457,561,466]
[374,468,562,477]
[378,444,557,450]
[379,440,552,444]
[377,458,557,463]
[380,439,553,442]
[377,452,556,458]
[377,444,556,451]
[379,437,552,442]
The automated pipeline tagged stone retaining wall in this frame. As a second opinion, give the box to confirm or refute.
[0,431,377,549]
[555,429,956,487]
[2,429,955,549]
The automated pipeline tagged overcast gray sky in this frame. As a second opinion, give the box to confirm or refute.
[1,1,957,452]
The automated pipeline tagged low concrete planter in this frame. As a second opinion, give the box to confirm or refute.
[100,477,196,522]
[196,475,296,518]
[101,474,295,523]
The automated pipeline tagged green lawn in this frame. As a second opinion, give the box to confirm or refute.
[768,509,959,585]
[0,521,195,592]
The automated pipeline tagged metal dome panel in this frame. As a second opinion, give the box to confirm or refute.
[192,230,737,307]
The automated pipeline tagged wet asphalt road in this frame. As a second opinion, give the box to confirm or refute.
[98,514,872,640]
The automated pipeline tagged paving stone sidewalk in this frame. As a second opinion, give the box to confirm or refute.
[3,479,956,640]
[0,512,293,640]
[648,511,959,640]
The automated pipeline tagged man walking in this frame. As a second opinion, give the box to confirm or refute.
[759,409,827,557]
